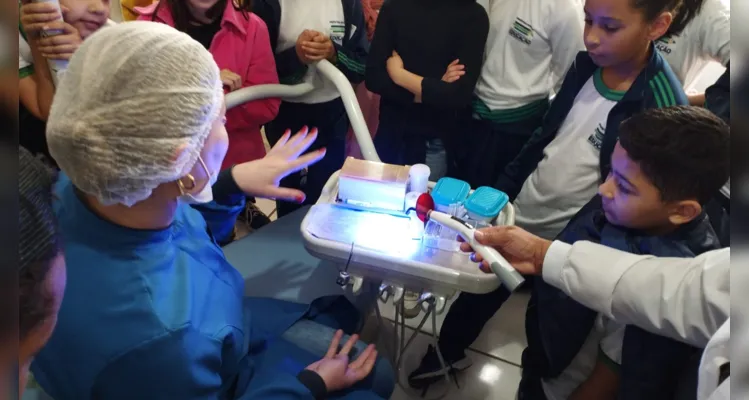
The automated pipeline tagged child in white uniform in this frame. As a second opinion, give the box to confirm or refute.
[655,0,729,105]
[410,0,689,389]
[455,0,585,188]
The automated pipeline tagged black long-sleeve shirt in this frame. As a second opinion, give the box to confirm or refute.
[365,0,489,135]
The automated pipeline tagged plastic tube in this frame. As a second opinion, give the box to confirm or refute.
[314,60,380,162]
[225,82,314,110]
[225,60,380,163]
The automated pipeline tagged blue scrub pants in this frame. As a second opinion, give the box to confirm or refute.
[253,319,396,399]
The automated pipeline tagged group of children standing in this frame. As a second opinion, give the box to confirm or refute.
[18,0,730,397]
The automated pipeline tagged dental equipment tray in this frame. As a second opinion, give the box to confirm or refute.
[300,172,516,297]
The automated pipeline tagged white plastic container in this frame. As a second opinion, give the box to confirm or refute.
[408,164,430,194]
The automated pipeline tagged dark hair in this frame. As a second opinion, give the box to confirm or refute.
[630,0,704,37]
[18,147,61,339]
[618,106,729,205]
[152,0,252,33]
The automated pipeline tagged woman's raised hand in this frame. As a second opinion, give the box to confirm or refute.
[231,126,326,202]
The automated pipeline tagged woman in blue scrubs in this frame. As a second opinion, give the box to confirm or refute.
[30,21,394,400]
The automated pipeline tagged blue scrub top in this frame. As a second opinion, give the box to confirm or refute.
[30,175,334,400]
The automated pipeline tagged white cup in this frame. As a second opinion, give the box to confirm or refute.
[408,164,430,194]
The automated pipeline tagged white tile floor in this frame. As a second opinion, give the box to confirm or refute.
[368,292,528,400]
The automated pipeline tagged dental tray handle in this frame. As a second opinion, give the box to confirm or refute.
[469,240,525,291]
[427,211,525,291]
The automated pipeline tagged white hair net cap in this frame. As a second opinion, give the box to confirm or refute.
[46,21,224,207]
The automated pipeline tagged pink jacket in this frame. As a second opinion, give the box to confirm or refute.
[137,2,280,169]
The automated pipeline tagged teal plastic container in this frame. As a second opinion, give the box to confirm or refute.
[431,177,471,211]
[464,186,509,222]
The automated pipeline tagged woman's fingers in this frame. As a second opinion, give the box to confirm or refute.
[273,129,292,149]
[274,126,312,158]
[324,330,344,359]
[338,334,359,357]
[349,344,375,369]
[288,147,326,174]
[285,126,310,149]
[265,187,306,203]
[288,128,319,158]
[350,348,378,381]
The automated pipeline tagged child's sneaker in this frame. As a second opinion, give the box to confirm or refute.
[408,345,472,388]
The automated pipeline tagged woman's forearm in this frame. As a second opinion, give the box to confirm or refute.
[390,68,423,103]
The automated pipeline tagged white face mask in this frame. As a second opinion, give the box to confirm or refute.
[178,155,217,204]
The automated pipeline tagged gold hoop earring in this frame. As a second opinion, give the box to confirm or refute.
[176,174,197,195]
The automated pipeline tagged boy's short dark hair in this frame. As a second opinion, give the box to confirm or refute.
[17,147,61,339]
[618,106,729,204]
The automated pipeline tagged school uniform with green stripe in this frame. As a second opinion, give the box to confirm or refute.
[454,0,584,188]
[495,45,688,206]
[253,0,369,104]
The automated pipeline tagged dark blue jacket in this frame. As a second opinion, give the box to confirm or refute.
[253,0,369,85]
[523,196,721,400]
[496,47,688,201]
[705,61,730,124]
[703,63,731,247]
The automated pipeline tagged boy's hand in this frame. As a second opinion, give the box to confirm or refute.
[295,30,318,64]
[386,50,404,77]
[220,69,242,92]
[302,32,336,62]
[35,21,82,60]
[20,2,66,36]
[441,59,465,83]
